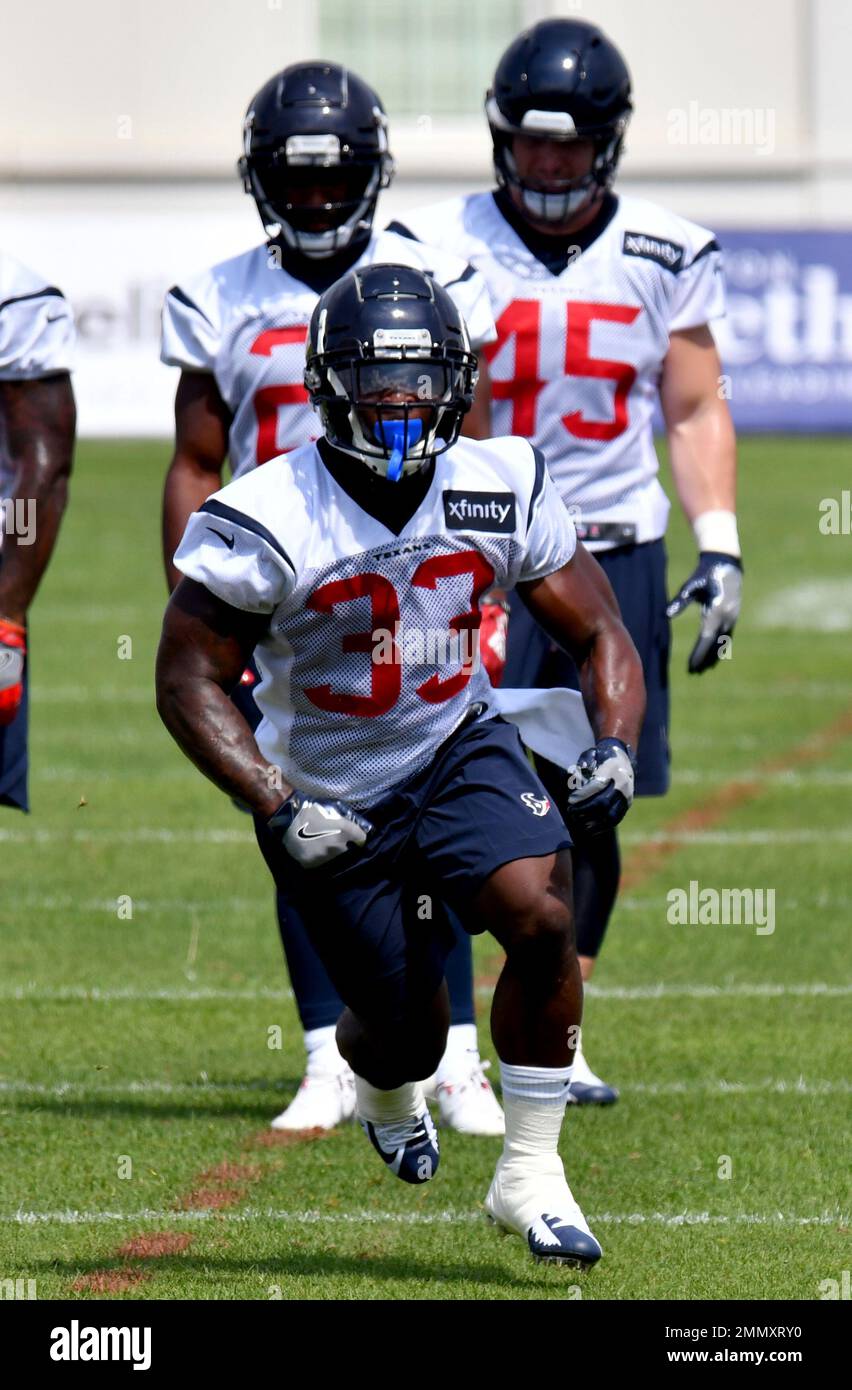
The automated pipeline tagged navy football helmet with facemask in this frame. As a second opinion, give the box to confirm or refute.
[239,62,394,259]
[486,18,632,224]
[304,264,478,481]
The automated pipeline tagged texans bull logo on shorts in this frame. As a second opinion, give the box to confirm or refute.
[520,791,551,817]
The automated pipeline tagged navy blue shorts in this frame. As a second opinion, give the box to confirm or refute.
[253,713,571,1028]
[503,539,671,796]
[0,662,29,812]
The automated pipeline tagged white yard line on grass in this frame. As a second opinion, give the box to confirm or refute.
[0,828,255,845]
[2,1207,846,1227]
[25,765,852,790]
[1,1077,847,1098]
[4,825,852,847]
[673,768,852,787]
[0,984,293,1001]
[18,891,852,916]
[1,982,849,1003]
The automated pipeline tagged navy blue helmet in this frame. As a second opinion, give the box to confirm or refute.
[486,19,632,222]
[239,62,394,258]
[304,264,478,480]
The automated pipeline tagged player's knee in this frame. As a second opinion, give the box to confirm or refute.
[505,890,575,972]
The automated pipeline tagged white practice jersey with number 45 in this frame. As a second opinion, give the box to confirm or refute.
[160,229,496,479]
[0,252,75,502]
[394,193,724,547]
[174,434,576,808]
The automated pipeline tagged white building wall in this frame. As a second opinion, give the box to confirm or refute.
[0,0,849,434]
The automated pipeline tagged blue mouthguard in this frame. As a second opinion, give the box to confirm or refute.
[374,418,423,482]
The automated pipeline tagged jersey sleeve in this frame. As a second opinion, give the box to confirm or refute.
[173,497,296,613]
[518,446,577,583]
[160,278,222,372]
[668,240,725,332]
[383,219,496,350]
[441,264,496,350]
[0,286,74,380]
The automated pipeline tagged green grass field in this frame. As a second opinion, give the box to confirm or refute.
[1,437,849,1301]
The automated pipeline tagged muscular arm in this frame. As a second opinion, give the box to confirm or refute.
[461,354,492,440]
[660,324,737,525]
[0,373,76,623]
[517,543,645,749]
[155,578,287,817]
[162,371,232,591]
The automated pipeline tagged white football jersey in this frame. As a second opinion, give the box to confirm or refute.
[174,434,576,807]
[161,230,497,480]
[0,251,75,523]
[394,193,725,548]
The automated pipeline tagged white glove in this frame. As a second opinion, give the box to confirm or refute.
[268,791,373,870]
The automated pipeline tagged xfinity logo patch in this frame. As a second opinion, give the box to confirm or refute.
[623,231,685,273]
[443,491,516,533]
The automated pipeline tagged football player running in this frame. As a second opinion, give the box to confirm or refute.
[0,253,76,810]
[157,263,645,1268]
[160,62,505,1136]
[392,18,741,1104]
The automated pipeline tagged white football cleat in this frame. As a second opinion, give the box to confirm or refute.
[485,1153,602,1269]
[436,1057,506,1136]
[270,1064,356,1131]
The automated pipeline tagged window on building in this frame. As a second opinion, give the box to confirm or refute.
[318,0,524,118]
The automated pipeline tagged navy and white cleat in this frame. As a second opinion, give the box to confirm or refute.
[485,1155,602,1270]
[527,1213,603,1269]
[361,1100,440,1184]
[567,1079,619,1106]
[567,1045,619,1106]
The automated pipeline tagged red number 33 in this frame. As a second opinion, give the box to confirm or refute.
[303,551,495,717]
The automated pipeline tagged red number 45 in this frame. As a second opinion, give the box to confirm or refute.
[482,298,641,441]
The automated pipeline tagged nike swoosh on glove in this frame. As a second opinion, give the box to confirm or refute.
[269,790,373,870]
[666,552,743,674]
[0,618,26,727]
[565,738,636,838]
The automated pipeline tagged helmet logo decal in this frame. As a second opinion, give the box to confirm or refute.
[372,328,433,350]
[520,109,578,137]
[284,133,341,164]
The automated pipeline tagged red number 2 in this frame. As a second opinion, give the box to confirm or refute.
[303,551,495,717]
[250,325,309,465]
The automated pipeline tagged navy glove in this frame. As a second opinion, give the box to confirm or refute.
[667,552,743,674]
[269,791,373,870]
[565,738,637,838]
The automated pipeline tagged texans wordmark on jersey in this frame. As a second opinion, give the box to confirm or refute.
[394,193,724,549]
[174,434,576,807]
[161,230,496,480]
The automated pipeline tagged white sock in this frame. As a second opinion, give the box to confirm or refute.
[303,1026,346,1075]
[499,1062,573,1161]
[355,1076,422,1125]
[435,1023,479,1082]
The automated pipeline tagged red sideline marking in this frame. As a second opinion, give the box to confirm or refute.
[620,705,852,893]
[473,706,852,992]
[69,1126,329,1295]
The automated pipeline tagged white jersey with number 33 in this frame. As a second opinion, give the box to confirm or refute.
[395,193,725,548]
[173,434,575,807]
